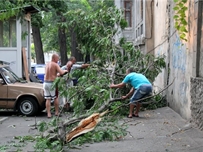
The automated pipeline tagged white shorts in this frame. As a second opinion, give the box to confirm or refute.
[43,81,56,100]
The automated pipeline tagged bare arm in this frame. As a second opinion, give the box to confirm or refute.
[56,64,67,75]
[81,64,90,69]
[121,87,135,99]
[110,82,126,88]
[126,87,135,97]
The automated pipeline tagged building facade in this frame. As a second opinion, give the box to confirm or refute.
[115,0,203,130]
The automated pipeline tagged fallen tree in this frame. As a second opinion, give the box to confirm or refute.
[32,6,167,151]
[41,78,174,144]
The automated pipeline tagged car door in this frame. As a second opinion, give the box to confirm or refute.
[0,74,8,108]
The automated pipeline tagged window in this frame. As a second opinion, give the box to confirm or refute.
[124,0,132,27]
[141,0,143,20]
[0,17,17,47]
[135,0,144,39]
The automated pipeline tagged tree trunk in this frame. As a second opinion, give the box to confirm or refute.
[58,27,68,65]
[70,27,84,62]
[32,26,45,64]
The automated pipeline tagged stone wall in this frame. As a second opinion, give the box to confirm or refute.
[190,77,203,130]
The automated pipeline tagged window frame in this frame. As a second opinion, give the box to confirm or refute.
[133,0,146,45]
[124,0,132,27]
[0,17,17,47]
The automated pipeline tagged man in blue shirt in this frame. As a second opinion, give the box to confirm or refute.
[110,67,152,118]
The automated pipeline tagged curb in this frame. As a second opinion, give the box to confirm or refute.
[0,117,8,123]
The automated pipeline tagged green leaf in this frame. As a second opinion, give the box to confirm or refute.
[173,6,179,10]
[179,26,186,32]
[173,15,179,19]
[178,2,184,7]
[85,85,94,92]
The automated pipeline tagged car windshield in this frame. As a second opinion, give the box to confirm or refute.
[1,67,24,84]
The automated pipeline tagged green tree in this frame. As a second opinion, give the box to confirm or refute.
[31,12,45,64]
[34,5,166,151]
[40,0,92,64]
[60,6,166,115]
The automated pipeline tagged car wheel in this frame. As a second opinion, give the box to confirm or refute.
[18,97,39,116]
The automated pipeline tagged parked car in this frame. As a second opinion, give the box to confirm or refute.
[31,64,46,83]
[0,64,45,116]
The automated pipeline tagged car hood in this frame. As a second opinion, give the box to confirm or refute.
[9,82,43,89]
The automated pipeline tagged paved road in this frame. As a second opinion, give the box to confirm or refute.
[0,107,203,152]
[0,111,47,152]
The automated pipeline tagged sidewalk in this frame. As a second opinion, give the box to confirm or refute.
[0,107,203,152]
[68,107,203,152]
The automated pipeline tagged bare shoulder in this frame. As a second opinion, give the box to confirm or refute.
[50,62,58,67]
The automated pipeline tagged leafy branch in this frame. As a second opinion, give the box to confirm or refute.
[173,0,188,41]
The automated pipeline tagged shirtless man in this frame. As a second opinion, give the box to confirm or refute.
[43,54,67,118]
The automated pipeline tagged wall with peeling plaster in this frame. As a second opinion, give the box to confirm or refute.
[115,0,203,130]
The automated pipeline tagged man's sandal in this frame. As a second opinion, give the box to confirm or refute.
[132,114,139,117]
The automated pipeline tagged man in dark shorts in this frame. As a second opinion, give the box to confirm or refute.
[110,67,152,118]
